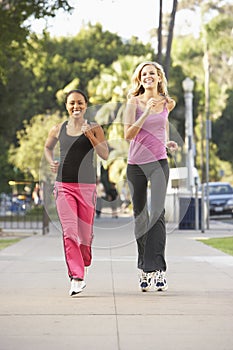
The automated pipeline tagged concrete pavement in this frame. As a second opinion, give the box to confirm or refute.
[0,215,233,350]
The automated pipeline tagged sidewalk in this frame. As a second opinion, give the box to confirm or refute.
[0,216,233,350]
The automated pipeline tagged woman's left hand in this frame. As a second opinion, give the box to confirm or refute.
[81,120,95,138]
[166,140,178,152]
[81,120,109,160]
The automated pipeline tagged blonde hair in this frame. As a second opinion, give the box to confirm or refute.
[128,61,168,98]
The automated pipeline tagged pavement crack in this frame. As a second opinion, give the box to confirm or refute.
[110,247,121,350]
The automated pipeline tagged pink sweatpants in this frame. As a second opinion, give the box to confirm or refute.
[54,182,96,280]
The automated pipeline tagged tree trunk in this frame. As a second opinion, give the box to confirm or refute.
[165,0,178,79]
[157,0,163,64]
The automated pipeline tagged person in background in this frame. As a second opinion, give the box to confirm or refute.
[124,61,178,292]
[32,183,41,206]
[120,181,131,213]
[106,182,119,218]
[95,177,106,218]
[44,89,109,296]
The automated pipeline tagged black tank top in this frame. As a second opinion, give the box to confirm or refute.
[56,121,96,183]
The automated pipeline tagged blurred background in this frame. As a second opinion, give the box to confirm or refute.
[0,0,232,230]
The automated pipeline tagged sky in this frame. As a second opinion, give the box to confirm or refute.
[28,0,200,43]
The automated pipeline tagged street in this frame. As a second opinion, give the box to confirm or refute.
[212,215,233,226]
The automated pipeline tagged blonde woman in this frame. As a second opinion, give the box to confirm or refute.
[124,61,178,292]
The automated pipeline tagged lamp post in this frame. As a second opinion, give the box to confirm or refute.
[182,77,195,193]
[203,50,211,230]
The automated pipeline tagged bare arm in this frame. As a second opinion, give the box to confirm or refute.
[167,98,176,113]
[166,119,170,143]
[44,124,60,173]
[165,98,175,141]
[166,99,178,152]
[124,97,151,141]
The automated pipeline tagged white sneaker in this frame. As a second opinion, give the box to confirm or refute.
[139,271,154,292]
[154,270,168,291]
[69,279,86,296]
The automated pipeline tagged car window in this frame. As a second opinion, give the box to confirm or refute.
[209,184,233,195]
[209,187,217,195]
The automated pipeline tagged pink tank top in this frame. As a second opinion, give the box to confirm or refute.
[128,101,168,165]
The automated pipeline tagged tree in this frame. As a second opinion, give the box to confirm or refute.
[6,35,155,187]
[88,55,151,106]
[155,0,178,78]
[0,0,73,84]
[212,90,233,166]
[172,1,233,182]
[4,4,233,188]
[9,112,66,181]
[1,22,155,149]
[0,0,73,192]
[157,0,163,64]
[165,0,178,79]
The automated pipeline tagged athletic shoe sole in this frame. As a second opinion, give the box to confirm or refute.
[155,284,168,292]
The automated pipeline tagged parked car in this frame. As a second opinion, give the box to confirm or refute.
[203,182,233,216]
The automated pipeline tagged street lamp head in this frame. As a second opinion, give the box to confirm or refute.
[182,77,194,93]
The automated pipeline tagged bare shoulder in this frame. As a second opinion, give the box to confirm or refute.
[125,96,138,115]
[90,121,101,130]
[166,97,176,112]
[127,96,138,105]
[49,122,63,139]
[90,122,104,135]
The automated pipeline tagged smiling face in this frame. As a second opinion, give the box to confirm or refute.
[140,64,161,91]
[65,92,87,119]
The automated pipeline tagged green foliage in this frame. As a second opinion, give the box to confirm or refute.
[56,78,80,106]
[212,90,233,166]
[1,3,233,187]
[172,3,233,183]
[0,136,22,193]
[0,23,155,150]
[0,52,32,141]
[2,23,156,186]
[0,1,73,191]
[88,55,152,105]
[8,112,66,180]
[0,0,73,83]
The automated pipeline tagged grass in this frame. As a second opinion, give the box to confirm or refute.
[0,238,22,251]
[198,236,233,256]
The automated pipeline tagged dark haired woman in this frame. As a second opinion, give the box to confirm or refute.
[44,89,109,296]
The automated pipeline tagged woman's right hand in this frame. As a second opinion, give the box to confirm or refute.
[50,160,59,173]
[146,97,164,111]
[145,98,155,112]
